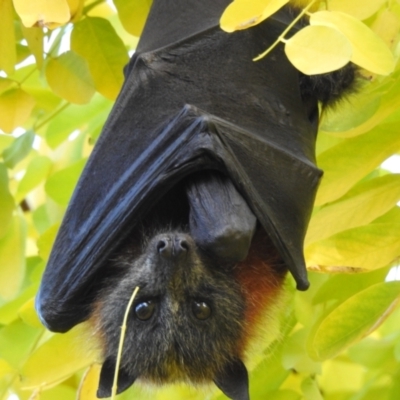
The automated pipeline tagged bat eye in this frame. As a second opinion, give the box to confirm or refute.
[192,300,211,320]
[135,300,155,321]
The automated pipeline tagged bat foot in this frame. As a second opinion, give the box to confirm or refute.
[97,357,136,398]
[214,358,250,400]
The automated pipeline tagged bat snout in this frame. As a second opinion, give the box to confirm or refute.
[155,233,192,259]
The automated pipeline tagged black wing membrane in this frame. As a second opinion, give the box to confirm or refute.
[36,0,322,333]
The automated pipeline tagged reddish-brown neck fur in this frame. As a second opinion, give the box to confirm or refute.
[234,228,287,354]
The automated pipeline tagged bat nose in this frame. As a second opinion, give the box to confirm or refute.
[156,234,190,259]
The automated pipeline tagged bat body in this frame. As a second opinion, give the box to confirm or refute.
[36,1,356,399]
[90,173,286,399]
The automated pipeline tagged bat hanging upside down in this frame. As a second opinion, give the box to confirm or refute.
[91,172,287,399]
[36,1,356,399]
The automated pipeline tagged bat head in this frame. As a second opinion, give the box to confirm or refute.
[92,229,251,399]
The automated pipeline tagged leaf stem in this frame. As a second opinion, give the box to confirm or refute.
[253,0,317,61]
[34,102,70,131]
[111,286,140,400]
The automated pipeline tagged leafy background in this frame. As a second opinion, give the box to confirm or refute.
[0,0,400,399]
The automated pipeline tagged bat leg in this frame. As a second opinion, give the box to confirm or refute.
[97,357,136,398]
[186,171,257,263]
[214,358,249,400]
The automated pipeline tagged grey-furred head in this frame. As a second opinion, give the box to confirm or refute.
[93,230,248,399]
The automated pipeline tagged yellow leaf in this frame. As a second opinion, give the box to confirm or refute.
[0,88,35,133]
[21,324,98,389]
[114,0,152,37]
[0,78,13,95]
[310,11,395,75]
[45,51,95,104]
[328,0,386,20]
[0,359,15,376]
[27,389,41,400]
[306,175,400,245]
[66,0,83,20]
[285,25,352,74]
[220,0,289,32]
[21,25,44,68]
[0,0,17,75]
[71,17,129,100]
[306,218,400,271]
[18,297,43,329]
[371,9,400,50]
[13,0,70,28]
[78,364,102,400]
[315,122,400,206]
[0,215,26,300]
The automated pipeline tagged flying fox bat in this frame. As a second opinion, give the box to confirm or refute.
[36,1,355,399]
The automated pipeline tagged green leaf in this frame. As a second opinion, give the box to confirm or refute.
[315,122,400,206]
[0,163,15,239]
[114,0,152,37]
[40,384,77,400]
[332,72,400,137]
[45,94,112,149]
[37,223,60,262]
[220,0,289,32]
[285,25,352,75]
[45,51,95,104]
[16,44,31,64]
[312,268,389,305]
[0,88,36,133]
[16,155,52,203]
[71,17,129,100]
[0,132,14,152]
[0,215,26,300]
[259,390,301,400]
[310,11,395,75]
[2,129,35,169]
[18,298,43,329]
[44,158,86,206]
[21,324,98,389]
[307,281,400,361]
[0,0,17,75]
[301,377,323,400]
[306,174,400,244]
[0,284,37,325]
[348,337,395,369]
[0,319,42,368]
[282,329,321,374]
[320,90,381,133]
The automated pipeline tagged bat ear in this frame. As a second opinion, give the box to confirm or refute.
[97,357,136,398]
[214,358,249,400]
